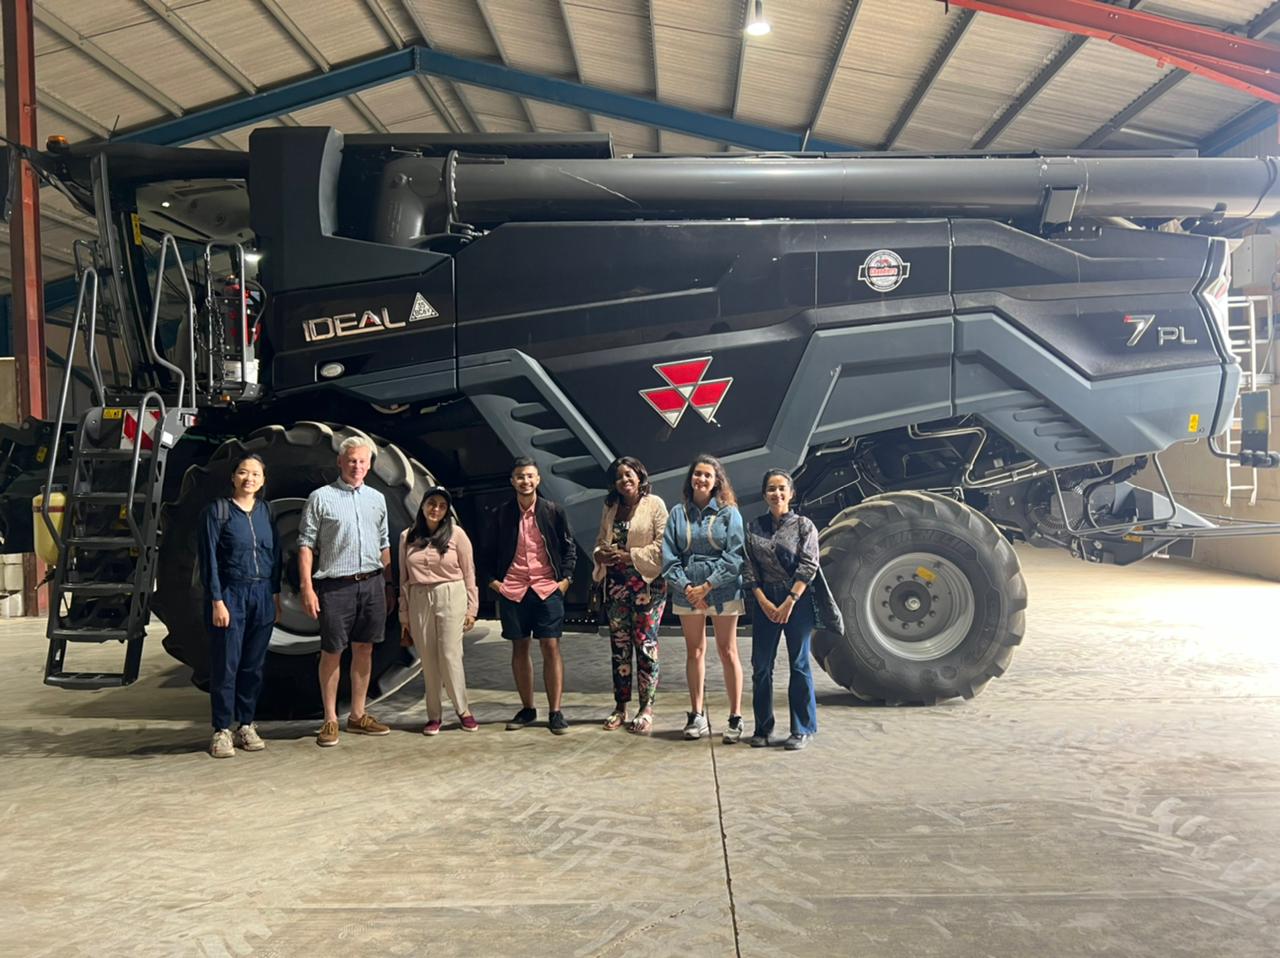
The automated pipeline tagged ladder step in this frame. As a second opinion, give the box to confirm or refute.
[72,492,149,503]
[49,627,132,643]
[60,582,137,596]
[65,536,138,549]
[44,671,134,690]
[79,449,152,461]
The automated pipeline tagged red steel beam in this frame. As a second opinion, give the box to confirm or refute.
[943,0,1280,102]
[3,0,48,615]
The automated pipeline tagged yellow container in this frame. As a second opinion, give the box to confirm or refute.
[33,492,66,566]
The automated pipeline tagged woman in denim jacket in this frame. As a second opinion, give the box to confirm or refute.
[661,454,746,743]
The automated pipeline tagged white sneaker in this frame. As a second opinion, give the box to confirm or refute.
[234,723,265,752]
[210,728,235,759]
[722,715,744,745]
[683,711,709,739]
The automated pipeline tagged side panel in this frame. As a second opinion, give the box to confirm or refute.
[267,258,456,402]
[455,219,951,475]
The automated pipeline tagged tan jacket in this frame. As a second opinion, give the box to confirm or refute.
[591,494,669,584]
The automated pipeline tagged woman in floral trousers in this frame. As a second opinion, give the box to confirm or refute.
[592,456,669,735]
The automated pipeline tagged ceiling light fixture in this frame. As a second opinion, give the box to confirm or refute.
[745,0,771,36]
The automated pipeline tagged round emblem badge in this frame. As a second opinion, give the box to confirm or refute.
[858,249,911,293]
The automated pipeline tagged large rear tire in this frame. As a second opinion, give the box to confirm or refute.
[811,491,1026,705]
[152,422,432,718]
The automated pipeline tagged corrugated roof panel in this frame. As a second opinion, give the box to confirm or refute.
[896,14,1065,151]
[92,17,241,110]
[736,0,851,130]
[457,84,532,132]
[1137,75,1262,138]
[815,0,960,148]
[292,97,374,132]
[37,0,150,36]
[659,131,722,154]
[415,0,500,58]
[176,0,316,87]
[652,0,740,115]
[35,48,163,131]
[275,0,393,62]
[0,88,95,145]
[1220,118,1279,158]
[526,100,592,133]
[357,76,440,128]
[593,114,657,154]
[483,0,577,76]
[1145,0,1271,29]
[994,41,1170,151]
[564,0,651,96]
[32,20,71,56]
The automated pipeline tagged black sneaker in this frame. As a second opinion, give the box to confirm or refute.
[748,732,770,748]
[548,711,569,735]
[783,733,812,751]
[505,707,538,730]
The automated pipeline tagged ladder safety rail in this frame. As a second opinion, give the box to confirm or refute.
[1224,294,1271,507]
[199,241,257,394]
[147,233,196,409]
[71,239,107,407]
[40,266,101,554]
[124,391,166,546]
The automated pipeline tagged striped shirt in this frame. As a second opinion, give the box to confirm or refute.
[298,479,389,578]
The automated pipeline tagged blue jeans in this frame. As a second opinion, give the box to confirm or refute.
[207,579,275,729]
[751,582,817,737]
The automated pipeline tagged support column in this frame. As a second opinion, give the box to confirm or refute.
[4,0,48,616]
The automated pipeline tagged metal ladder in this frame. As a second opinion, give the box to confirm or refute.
[41,235,198,689]
[1224,295,1274,507]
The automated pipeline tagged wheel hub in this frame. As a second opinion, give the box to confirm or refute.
[863,551,975,661]
[265,496,321,654]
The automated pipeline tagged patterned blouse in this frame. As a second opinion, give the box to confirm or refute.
[743,512,819,590]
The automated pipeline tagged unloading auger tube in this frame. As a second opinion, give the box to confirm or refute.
[381,153,1280,230]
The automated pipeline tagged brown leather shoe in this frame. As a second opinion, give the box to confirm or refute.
[317,719,340,747]
[346,713,390,736]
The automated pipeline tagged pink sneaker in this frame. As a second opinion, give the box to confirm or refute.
[422,720,442,736]
[459,714,479,732]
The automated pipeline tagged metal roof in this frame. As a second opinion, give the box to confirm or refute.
[3,0,1279,295]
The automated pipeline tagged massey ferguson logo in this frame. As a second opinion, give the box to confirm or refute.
[302,292,439,342]
[640,357,732,428]
[1124,314,1198,347]
[858,249,910,292]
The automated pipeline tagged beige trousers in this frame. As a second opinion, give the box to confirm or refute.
[406,580,470,720]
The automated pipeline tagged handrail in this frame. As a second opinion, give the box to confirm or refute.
[40,267,99,554]
[202,241,254,393]
[71,239,106,406]
[124,391,166,546]
[147,233,196,409]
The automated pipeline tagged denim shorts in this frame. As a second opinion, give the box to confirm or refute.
[498,589,564,640]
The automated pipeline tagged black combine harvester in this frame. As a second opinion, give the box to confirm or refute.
[1,127,1277,715]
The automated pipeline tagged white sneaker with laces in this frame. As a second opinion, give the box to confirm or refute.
[234,723,265,751]
[683,711,709,740]
[722,715,744,744]
[210,728,235,759]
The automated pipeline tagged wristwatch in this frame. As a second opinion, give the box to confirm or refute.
[788,591,801,601]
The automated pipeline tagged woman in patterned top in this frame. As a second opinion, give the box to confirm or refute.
[591,456,668,735]
[743,468,821,751]
[661,454,746,743]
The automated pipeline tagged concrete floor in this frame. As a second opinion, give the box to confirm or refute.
[2,546,1279,957]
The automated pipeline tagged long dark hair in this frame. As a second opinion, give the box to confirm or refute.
[231,453,267,501]
[682,453,736,508]
[760,468,794,496]
[604,456,652,507]
[408,494,454,554]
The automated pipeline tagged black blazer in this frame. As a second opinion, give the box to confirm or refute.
[482,496,578,588]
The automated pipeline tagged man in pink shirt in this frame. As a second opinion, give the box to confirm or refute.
[482,458,578,734]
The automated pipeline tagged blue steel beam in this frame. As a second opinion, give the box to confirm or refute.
[113,45,855,153]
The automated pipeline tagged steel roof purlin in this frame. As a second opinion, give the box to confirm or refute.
[362,0,464,133]
[802,0,865,150]
[110,44,855,153]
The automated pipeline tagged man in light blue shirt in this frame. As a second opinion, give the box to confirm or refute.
[298,435,392,747]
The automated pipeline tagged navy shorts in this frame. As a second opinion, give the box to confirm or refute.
[316,576,386,653]
[498,589,565,640]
